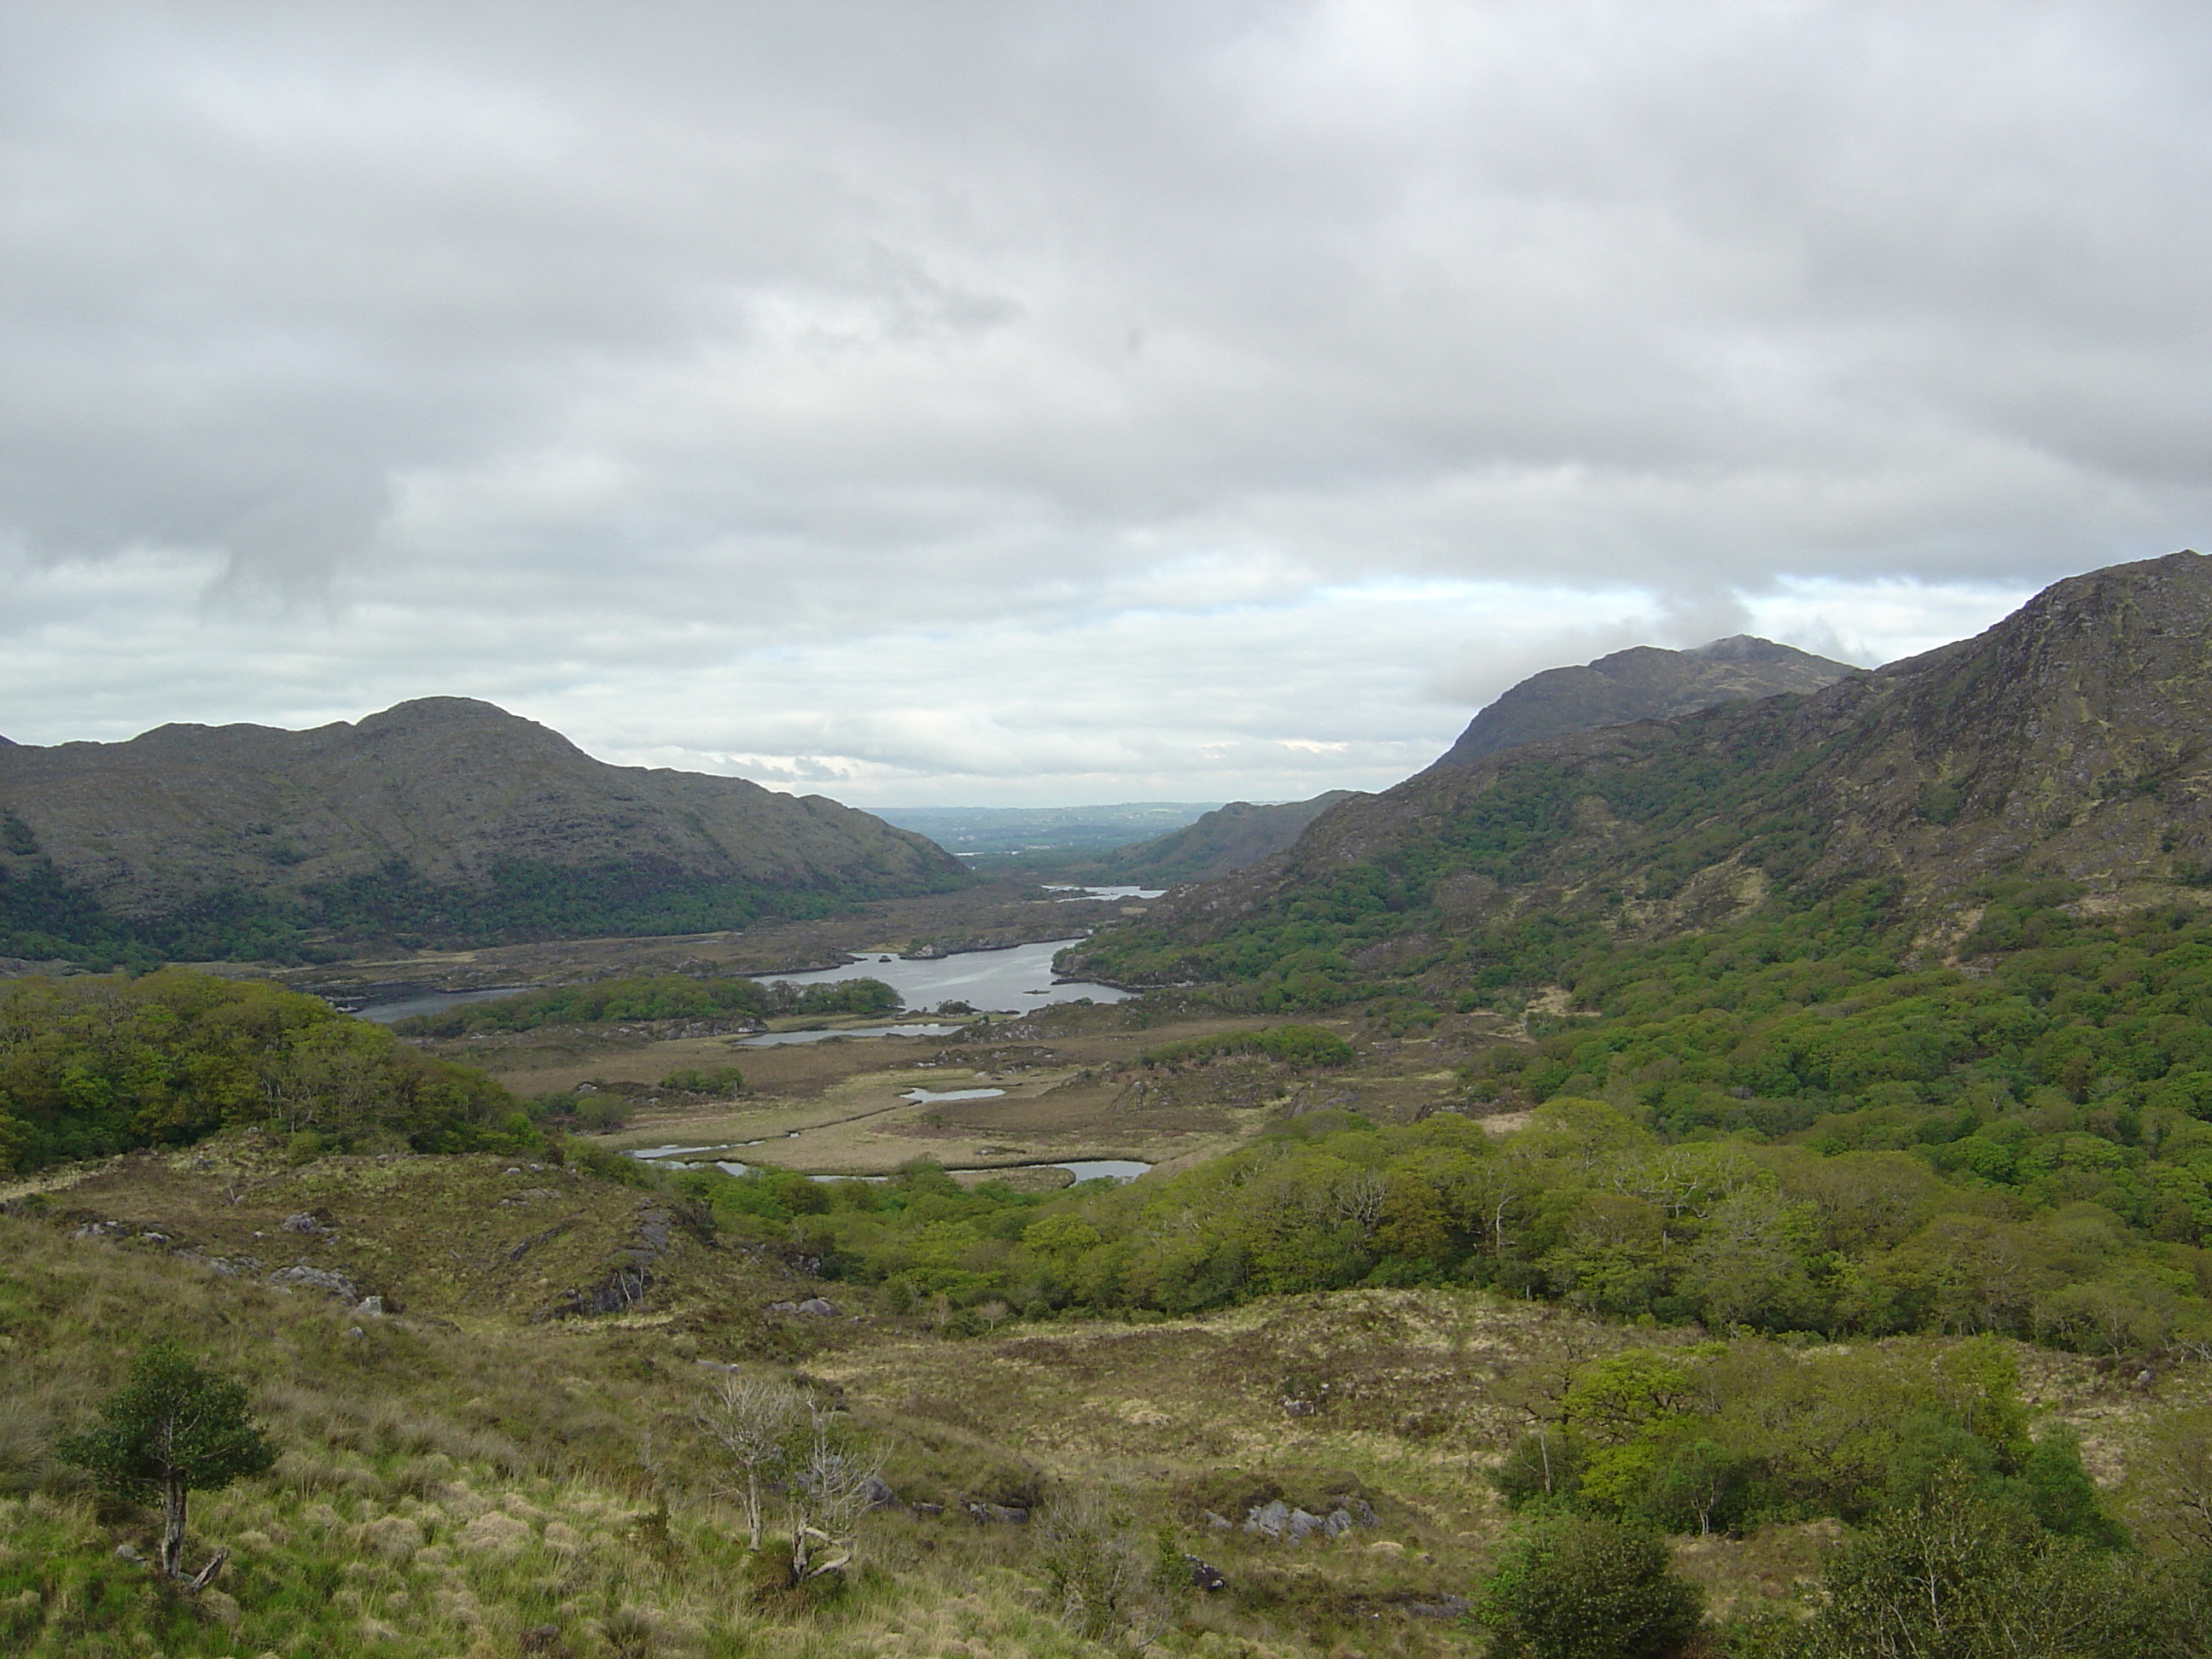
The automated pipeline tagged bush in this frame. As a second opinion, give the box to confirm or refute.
[1138,1024,1354,1070]
[1479,1514,1704,1659]
[660,1066,745,1097]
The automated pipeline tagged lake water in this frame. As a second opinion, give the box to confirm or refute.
[354,986,533,1025]
[738,1022,964,1047]
[1041,885,1167,902]
[650,1154,1152,1185]
[765,938,1126,1014]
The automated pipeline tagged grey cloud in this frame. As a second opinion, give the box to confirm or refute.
[2,2,2206,799]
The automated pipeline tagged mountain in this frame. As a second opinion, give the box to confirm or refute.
[0,697,965,962]
[1082,792,1363,886]
[1429,634,1854,770]
[1068,550,2212,997]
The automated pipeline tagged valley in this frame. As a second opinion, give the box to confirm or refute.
[11,554,2212,1657]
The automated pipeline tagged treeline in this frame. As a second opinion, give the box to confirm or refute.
[0,850,965,970]
[0,971,521,1175]
[681,1101,2212,1353]
[392,973,901,1037]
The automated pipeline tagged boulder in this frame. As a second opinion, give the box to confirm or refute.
[266,1265,363,1301]
[1243,1499,1289,1539]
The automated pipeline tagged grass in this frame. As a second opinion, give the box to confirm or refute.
[7,1127,2212,1656]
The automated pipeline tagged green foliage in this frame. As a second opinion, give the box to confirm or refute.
[396,972,899,1037]
[1138,1023,1355,1069]
[1477,1513,1704,1659]
[1032,1492,1185,1644]
[0,969,520,1175]
[1800,1467,2193,1658]
[56,1341,275,1575]
[660,1064,745,1096]
[0,853,966,969]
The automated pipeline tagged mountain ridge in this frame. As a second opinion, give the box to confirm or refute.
[1067,550,2212,998]
[0,697,965,960]
[1428,632,1855,771]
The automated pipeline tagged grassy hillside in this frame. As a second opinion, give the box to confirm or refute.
[8,1146,2211,1659]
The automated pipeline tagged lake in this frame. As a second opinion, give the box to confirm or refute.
[764,937,1126,1014]
[354,986,533,1025]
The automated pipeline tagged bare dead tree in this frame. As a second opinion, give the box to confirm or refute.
[788,1405,883,1585]
[693,1373,805,1551]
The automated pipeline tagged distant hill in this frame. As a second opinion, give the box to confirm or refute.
[0,697,964,963]
[871,802,1219,858]
[1428,635,1854,770]
[1082,792,1363,886]
[1070,550,2212,997]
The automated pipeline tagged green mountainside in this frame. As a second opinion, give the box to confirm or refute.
[1073,550,2212,1004]
[1429,633,1854,771]
[1074,792,1363,886]
[0,698,965,965]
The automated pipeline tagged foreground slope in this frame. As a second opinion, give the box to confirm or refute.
[1071,550,2212,994]
[0,698,964,959]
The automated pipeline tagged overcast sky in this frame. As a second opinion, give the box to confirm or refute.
[4,2,2208,806]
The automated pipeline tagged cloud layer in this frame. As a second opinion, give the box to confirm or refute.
[3,2,2203,801]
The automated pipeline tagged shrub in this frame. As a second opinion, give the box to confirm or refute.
[1479,1514,1704,1659]
[660,1065,745,1097]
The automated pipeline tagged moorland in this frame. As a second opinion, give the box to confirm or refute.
[8,555,2212,1657]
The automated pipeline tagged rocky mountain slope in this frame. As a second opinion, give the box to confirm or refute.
[1429,634,1854,770]
[0,697,963,958]
[1081,791,1362,886]
[1070,550,2212,991]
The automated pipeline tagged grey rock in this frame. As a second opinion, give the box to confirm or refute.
[266,1265,363,1301]
[1203,1510,1232,1532]
[967,1502,1028,1525]
[1407,1595,1472,1620]
[280,1212,327,1235]
[114,1543,144,1563]
[1286,1508,1330,1543]
[912,1503,945,1517]
[864,1476,898,1509]
[357,1295,384,1316]
[796,1296,839,1317]
[1186,1555,1227,1592]
[1243,1499,1289,1539]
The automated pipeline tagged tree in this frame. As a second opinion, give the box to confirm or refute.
[1478,1513,1705,1659]
[57,1342,275,1579]
[1805,1468,2188,1658]
[693,1372,805,1551]
[785,1403,882,1586]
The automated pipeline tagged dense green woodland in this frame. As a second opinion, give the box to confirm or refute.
[0,974,524,1174]
[390,972,901,1038]
[0,969,911,1176]
[0,845,963,969]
